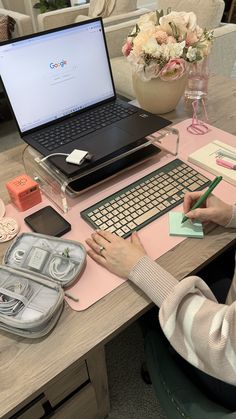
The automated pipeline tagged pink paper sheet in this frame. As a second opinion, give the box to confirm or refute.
[4,119,236,310]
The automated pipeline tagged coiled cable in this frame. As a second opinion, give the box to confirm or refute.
[0,277,33,316]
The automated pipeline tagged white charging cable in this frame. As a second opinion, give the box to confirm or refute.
[40,153,69,162]
[12,249,26,264]
[48,255,76,282]
[40,150,92,166]
[12,245,77,285]
[0,277,32,316]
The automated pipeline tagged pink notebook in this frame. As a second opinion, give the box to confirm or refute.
[5,119,236,310]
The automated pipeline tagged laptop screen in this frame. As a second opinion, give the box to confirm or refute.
[0,19,115,133]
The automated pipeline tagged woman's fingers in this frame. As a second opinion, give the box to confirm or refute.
[87,248,107,266]
[86,230,146,278]
[86,234,108,259]
[183,191,204,213]
[96,229,121,244]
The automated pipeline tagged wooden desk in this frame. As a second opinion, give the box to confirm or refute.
[0,75,236,419]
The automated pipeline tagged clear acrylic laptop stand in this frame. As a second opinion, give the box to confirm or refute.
[23,126,179,213]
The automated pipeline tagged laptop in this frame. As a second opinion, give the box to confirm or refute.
[0,18,171,178]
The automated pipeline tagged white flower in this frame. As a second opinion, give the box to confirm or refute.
[142,63,160,81]
[186,46,197,61]
[168,41,185,58]
[142,38,160,57]
[127,51,140,66]
[160,44,170,61]
[139,21,156,32]
[181,11,197,31]
[137,11,156,26]
[159,11,197,33]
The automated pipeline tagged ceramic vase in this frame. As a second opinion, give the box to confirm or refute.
[132,73,187,115]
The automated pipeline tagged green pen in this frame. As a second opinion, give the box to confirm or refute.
[181,176,223,224]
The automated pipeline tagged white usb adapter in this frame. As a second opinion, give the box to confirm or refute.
[66,149,90,165]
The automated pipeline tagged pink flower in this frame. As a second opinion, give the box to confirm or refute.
[155,30,168,44]
[167,36,177,44]
[185,30,198,46]
[159,58,186,81]
[122,40,132,57]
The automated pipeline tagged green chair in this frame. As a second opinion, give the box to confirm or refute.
[144,327,236,418]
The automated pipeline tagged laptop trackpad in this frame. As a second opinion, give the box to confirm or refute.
[80,127,133,159]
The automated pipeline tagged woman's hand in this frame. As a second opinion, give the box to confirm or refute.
[183,192,233,226]
[86,230,146,278]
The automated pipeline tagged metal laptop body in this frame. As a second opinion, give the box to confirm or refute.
[0,18,171,177]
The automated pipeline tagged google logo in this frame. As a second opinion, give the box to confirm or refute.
[50,60,67,69]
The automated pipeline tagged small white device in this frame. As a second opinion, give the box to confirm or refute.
[66,150,90,165]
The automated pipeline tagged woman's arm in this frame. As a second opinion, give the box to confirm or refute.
[86,200,236,384]
[129,254,236,386]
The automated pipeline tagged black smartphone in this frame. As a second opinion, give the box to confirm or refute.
[24,206,71,237]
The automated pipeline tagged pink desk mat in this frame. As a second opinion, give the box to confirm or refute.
[4,119,236,311]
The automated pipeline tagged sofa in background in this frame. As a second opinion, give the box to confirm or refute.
[18,0,139,32]
[0,0,34,37]
[37,6,150,31]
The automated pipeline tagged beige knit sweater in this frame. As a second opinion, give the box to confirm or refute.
[129,205,236,385]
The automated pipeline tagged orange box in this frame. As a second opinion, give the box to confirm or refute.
[6,174,42,211]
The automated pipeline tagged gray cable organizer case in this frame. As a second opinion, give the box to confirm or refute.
[0,232,86,338]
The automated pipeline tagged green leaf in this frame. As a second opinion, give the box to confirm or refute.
[129,23,140,38]
[155,9,164,25]
[169,22,179,39]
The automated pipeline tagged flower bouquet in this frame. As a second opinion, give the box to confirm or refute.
[122,9,214,113]
[122,9,213,82]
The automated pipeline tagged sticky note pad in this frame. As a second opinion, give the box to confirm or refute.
[168,212,204,238]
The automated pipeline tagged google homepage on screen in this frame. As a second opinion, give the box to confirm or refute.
[0,21,114,132]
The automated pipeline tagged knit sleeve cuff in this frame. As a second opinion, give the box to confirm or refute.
[225,205,236,228]
[128,255,178,307]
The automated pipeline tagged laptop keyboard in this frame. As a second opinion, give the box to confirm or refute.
[80,159,210,238]
[32,102,137,151]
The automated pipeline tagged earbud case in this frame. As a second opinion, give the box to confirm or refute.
[0,232,86,338]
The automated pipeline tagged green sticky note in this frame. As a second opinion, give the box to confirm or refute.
[168,212,204,238]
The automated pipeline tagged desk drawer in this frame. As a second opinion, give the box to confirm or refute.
[52,384,97,419]
[15,399,46,419]
[44,360,89,407]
